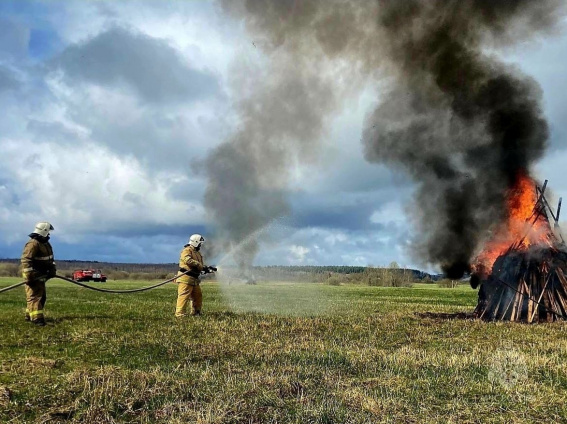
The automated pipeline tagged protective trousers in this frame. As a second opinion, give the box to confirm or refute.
[25,280,46,322]
[175,282,202,317]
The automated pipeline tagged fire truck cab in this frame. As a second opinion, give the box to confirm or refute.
[72,269,107,282]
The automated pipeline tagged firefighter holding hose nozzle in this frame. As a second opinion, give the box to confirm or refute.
[21,222,56,326]
[175,234,216,317]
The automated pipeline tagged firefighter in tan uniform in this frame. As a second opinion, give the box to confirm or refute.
[21,222,56,326]
[175,234,215,317]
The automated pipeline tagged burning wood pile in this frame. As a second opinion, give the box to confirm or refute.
[471,174,567,323]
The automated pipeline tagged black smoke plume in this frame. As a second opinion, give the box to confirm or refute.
[208,0,564,274]
[363,0,562,277]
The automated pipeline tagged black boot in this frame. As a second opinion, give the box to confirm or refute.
[32,318,46,326]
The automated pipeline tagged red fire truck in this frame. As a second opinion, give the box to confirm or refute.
[72,269,107,282]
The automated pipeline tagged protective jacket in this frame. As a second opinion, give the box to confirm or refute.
[177,245,204,285]
[21,234,55,324]
[21,234,55,282]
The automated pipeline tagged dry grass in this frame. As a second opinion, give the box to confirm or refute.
[0,278,566,423]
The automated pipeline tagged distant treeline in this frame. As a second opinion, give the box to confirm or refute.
[0,258,177,274]
[0,259,442,285]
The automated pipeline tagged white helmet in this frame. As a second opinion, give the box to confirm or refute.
[32,221,54,237]
[188,234,205,248]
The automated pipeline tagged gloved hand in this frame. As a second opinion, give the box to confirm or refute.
[203,265,217,274]
[47,267,56,279]
[24,271,38,284]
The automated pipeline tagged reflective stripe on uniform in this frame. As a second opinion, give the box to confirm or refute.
[23,267,33,272]
[184,256,198,266]
[35,256,54,260]
[29,310,44,318]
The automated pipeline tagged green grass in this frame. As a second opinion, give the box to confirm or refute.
[1,278,566,423]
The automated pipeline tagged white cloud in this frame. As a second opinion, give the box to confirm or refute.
[47,1,242,75]
[50,27,220,104]
[369,201,405,226]
[288,244,310,263]
[323,232,348,247]
[250,224,416,269]
[0,138,206,242]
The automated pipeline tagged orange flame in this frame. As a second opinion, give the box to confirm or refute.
[473,172,554,275]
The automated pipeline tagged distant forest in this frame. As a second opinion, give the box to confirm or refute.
[1,258,178,273]
[0,258,441,284]
[0,258,432,276]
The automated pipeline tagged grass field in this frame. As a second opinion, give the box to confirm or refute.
[1,277,566,423]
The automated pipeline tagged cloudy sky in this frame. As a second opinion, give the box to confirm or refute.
[0,1,566,271]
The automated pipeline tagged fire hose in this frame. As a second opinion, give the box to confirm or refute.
[2,271,565,320]
[0,271,191,295]
[0,281,26,294]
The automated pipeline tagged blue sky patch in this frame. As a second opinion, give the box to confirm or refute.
[29,27,62,60]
